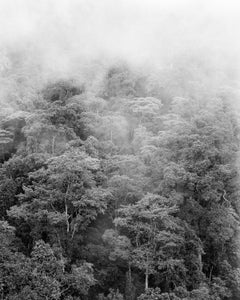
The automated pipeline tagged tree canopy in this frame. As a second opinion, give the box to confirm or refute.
[0,54,240,300]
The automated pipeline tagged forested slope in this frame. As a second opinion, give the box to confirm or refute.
[0,52,240,300]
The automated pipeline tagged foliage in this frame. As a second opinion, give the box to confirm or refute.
[0,59,239,300]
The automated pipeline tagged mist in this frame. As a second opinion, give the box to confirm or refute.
[1,1,240,299]
[0,0,240,77]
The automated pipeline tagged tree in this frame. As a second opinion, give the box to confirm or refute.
[8,147,112,256]
[114,193,183,291]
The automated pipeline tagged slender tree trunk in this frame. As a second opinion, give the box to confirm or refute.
[64,184,70,233]
[145,254,149,290]
[198,251,202,272]
[145,270,149,291]
[71,223,77,240]
[128,262,132,288]
[56,233,65,272]
[125,263,134,300]
[52,135,56,155]
[209,265,214,283]
[65,203,69,233]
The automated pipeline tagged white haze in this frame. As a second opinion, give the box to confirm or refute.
[0,0,240,78]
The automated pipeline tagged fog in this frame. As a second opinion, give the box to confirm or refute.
[0,3,240,298]
[0,0,239,117]
[0,0,240,75]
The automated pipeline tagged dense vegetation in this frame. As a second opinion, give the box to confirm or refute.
[0,52,240,300]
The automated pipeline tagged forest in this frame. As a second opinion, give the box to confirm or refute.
[0,45,240,300]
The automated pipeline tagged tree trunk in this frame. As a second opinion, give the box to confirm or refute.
[145,255,149,291]
[125,264,135,300]
[145,271,149,291]
[128,263,132,286]
[198,251,202,272]
[64,184,70,233]
[209,265,214,283]
[52,135,56,155]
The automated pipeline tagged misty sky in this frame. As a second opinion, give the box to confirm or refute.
[0,0,239,74]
